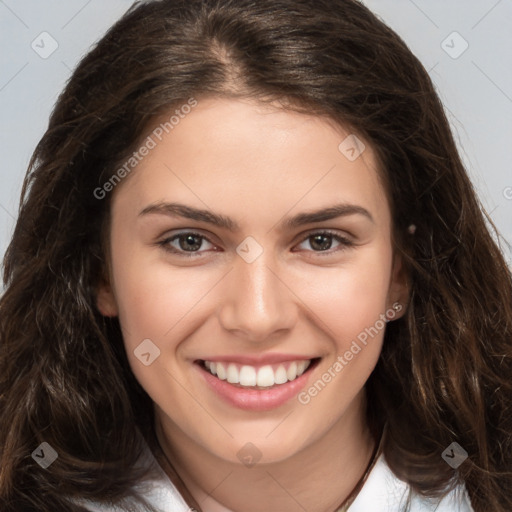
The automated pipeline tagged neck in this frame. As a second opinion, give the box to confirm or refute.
[154,391,375,512]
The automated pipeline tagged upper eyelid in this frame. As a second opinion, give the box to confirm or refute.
[162,230,219,246]
[300,228,353,240]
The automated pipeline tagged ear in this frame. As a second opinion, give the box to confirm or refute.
[96,274,119,317]
[387,252,409,320]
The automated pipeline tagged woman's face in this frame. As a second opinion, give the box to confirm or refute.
[97,97,407,464]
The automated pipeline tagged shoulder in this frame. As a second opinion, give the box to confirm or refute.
[347,453,474,512]
[69,440,191,512]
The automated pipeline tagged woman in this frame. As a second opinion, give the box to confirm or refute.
[0,0,510,510]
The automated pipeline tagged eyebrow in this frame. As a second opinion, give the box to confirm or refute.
[138,202,374,231]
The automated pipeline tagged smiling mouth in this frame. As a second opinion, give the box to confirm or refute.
[197,358,320,390]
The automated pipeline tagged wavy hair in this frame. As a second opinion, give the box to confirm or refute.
[1,0,511,510]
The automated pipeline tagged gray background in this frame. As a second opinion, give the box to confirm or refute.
[1,0,511,269]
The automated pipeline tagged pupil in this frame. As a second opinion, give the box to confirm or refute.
[180,235,201,251]
[311,234,331,251]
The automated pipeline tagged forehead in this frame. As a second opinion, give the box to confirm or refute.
[110,97,391,230]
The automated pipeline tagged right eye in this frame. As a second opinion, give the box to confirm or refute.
[158,232,218,257]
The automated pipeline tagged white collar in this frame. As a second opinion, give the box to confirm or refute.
[347,452,474,511]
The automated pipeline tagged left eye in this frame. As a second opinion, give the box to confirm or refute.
[295,231,352,254]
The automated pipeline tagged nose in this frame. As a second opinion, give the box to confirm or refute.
[217,251,298,343]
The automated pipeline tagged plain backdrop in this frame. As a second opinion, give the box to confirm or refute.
[1,0,511,273]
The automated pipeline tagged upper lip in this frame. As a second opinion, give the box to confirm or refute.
[197,354,316,366]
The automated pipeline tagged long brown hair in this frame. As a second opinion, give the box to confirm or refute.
[1,0,511,510]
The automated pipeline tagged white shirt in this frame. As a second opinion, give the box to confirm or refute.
[73,440,474,512]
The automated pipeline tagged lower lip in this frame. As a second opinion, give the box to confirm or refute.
[197,361,317,411]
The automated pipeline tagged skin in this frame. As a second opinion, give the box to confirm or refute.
[97,97,408,512]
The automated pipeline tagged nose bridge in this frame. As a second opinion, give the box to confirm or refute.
[218,248,296,341]
[240,257,278,314]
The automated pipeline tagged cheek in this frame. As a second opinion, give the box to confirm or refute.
[109,240,222,355]
[108,254,217,409]
[291,251,392,418]
[298,251,392,348]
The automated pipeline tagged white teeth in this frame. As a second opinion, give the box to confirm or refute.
[227,363,239,384]
[287,362,298,381]
[256,365,275,387]
[239,365,257,386]
[296,360,311,376]
[216,362,227,380]
[274,365,288,384]
[204,359,313,387]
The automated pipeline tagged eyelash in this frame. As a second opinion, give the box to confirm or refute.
[157,230,354,258]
